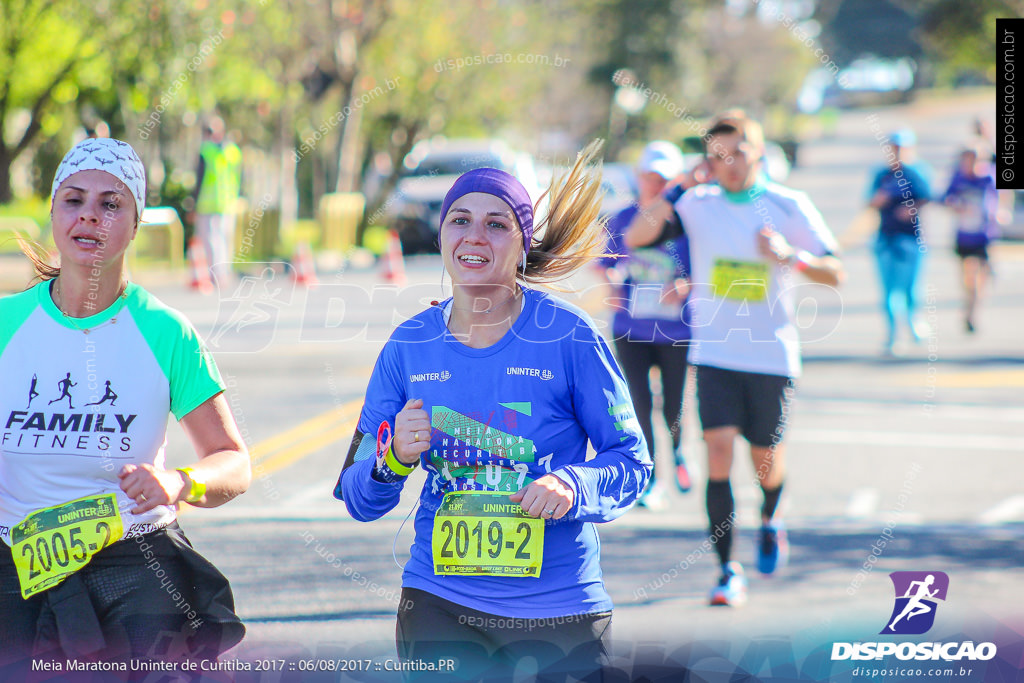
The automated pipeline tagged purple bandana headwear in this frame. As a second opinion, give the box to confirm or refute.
[438,168,534,252]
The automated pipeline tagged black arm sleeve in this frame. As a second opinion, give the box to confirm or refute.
[632,209,685,248]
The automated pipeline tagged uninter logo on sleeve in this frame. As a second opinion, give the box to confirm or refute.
[506,367,554,380]
[409,370,451,383]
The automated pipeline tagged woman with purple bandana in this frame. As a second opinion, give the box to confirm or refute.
[335,142,650,679]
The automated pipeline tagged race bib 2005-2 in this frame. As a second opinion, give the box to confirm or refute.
[12,493,124,599]
[432,491,544,578]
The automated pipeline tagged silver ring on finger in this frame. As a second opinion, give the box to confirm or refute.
[139,493,147,502]
[544,508,555,516]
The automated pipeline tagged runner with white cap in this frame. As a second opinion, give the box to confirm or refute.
[599,140,693,508]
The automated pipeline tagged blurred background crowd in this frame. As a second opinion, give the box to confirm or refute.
[0,0,1015,269]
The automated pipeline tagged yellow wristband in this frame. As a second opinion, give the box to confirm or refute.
[384,446,416,477]
[177,466,207,503]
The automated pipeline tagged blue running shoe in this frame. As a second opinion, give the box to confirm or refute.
[673,451,692,493]
[758,522,789,575]
[709,562,747,606]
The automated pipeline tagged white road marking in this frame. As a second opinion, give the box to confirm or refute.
[846,488,881,519]
[798,402,1024,422]
[792,429,1021,452]
[979,496,1024,525]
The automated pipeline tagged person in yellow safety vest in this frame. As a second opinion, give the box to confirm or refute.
[192,116,241,283]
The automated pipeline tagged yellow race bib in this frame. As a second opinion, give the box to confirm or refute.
[12,494,124,599]
[711,259,770,301]
[432,491,544,578]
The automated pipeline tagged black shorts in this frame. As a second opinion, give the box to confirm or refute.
[955,243,989,260]
[696,365,795,448]
[0,523,243,668]
[397,586,611,681]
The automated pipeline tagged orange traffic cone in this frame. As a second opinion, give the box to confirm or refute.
[291,241,318,286]
[381,229,406,286]
[187,237,213,294]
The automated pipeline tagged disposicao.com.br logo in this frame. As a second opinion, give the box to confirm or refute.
[882,570,949,635]
[831,571,997,663]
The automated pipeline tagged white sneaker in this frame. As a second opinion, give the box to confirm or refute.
[910,318,932,343]
[636,485,667,511]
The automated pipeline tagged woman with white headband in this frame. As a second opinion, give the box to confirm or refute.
[0,138,250,666]
[335,141,651,680]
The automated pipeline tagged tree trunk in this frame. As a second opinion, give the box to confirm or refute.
[355,120,421,245]
[311,152,324,219]
[279,105,299,238]
[0,145,14,204]
[334,87,364,194]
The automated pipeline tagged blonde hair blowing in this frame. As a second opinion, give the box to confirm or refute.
[18,234,60,284]
[522,139,608,285]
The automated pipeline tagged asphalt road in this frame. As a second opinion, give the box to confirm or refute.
[3,92,1022,681]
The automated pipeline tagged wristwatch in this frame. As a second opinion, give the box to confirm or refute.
[176,466,207,503]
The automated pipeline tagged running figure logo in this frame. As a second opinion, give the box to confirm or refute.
[27,374,40,408]
[880,571,949,635]
[47,372,77,409]
[86,380,119,407]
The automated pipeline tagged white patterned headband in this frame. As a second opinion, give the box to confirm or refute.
[51,138,147,219]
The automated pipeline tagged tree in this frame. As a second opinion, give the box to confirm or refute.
[0,1,118,201]
[911,0,1024,83]
[576,0,691,158]
[352,0,562,241]
[814,0,1021,86]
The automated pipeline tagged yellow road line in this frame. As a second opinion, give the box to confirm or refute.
[257,418,360,476]
[990,243,1024,260]
[250,399,362,463]
[180,401,362,515]
[892,369,1024,388]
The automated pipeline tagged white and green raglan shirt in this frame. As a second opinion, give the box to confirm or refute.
[0,281,224,545]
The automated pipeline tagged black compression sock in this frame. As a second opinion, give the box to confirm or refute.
[761,482,784,523]
[706,479,734,568]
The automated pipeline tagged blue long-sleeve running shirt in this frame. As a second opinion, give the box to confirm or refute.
[337,288,650,618]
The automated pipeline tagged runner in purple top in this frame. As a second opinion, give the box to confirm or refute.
[942,142,1001,333]
[599,141,693,508]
